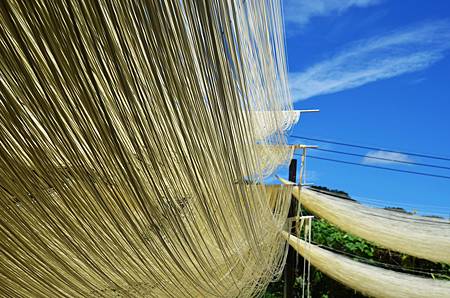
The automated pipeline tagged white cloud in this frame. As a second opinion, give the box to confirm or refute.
[289,21,450,101]
[284,0,381,27]
[362,150,412,165]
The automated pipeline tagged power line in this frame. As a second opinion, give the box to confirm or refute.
[312,241,450,277]
[312,188,450,211]
[350,195,450,210]
[308,187,450,222]
[291,136,450,162]
[306,187,450,223]
[313,148,450,170]
[294,154,450,180]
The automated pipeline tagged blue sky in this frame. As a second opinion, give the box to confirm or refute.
[281,0,450,216]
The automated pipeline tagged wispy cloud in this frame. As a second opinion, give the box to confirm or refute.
[284,0,381,28]
[362,150,412,165]
[409,77,427,85]
[289,21,450,101]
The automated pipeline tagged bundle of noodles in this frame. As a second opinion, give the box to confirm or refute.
[0,0,295,297]
[250,111,301,141]
[283,233,450,298]
[291,187,450,264]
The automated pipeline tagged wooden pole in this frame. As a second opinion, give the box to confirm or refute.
[284,159,297,298]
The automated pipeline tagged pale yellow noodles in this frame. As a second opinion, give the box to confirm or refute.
[0,1,294,297]
[283,233,450,298]
[292,187,450,264]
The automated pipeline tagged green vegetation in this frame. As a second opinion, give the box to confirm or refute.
[264,186,450,298]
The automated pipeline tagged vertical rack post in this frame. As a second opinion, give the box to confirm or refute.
[299,148,306,186]
[284,159,297,298]
[298,148,308,297]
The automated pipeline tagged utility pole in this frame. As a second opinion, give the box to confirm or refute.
[284,159,297,298]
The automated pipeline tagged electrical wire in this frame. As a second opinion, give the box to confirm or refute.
[295,154,450,180]
[311,241,450,277]
[312,148,450,170]
[305,188,450,224]
[291,136,450,162]
[305,187,450,214]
